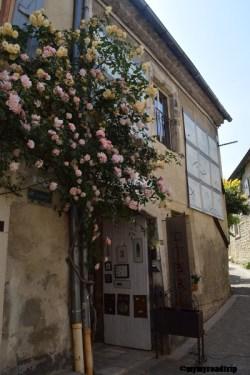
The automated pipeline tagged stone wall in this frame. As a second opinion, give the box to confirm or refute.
[1,199,71,375]
[229,216,250,264]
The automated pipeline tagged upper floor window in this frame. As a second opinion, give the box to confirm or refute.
[154,91,172,149]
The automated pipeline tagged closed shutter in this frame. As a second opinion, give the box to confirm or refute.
[12,0,45,27]
[12,0,45,55]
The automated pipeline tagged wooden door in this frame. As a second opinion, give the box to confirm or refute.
[103,216,151,350]
[166,214,192,309]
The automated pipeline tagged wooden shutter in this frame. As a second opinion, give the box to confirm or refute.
[166,214,192,309]
[12,0,44,27]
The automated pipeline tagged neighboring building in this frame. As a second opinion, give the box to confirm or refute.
[0,0,231,374]
[229,149,250,264]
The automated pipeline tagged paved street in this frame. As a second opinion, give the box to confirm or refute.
[125,262,250,375]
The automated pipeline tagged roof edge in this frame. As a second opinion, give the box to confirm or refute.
[229,149,250,179]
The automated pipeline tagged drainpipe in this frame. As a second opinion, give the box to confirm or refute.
[78,1,94,372]
[69,205,85,373]
[72,1,93,375]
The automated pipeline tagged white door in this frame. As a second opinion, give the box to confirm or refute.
[103,216,151,350]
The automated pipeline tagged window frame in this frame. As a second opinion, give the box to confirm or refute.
[154,90,172,149]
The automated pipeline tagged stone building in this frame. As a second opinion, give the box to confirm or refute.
[0,0,231,374]
[229,149,250,264]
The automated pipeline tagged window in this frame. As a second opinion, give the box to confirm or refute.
[154,91,171,149]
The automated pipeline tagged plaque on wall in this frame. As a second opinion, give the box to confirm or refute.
[104,293,115,315]
[104,261,112,272]
[104,274,112,283]
[134,295,147,318]
[117,294,130,316]
[116,243,128,263]
[133,238,143,263]
[114,264,129,279]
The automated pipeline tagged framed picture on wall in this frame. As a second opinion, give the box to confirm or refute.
[104,261,112,272]
[133,238,143,263]
[116,243,128,263]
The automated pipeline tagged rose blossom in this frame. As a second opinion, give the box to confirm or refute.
[97,152,107,163]
[20,75,32,89]
[79,68,86,77]
[96,129,105,138]
[78,139,85,146]
[64,161,70,166]
[112,154,123,164]
[6,93,21,114]
[27,139,35,149]
[49,182,58,191]
[114,167,122,177]
[52,148,60,156]
[35,159,43,168]
[83,154,91,162]
[69,187,78,196]
[68,123,76,132]
[86,102,93,110]
[54,117,63,129]
[66,112,72,119]
[9,161,19,172]
[75,169,82,177]
[37,82,45,92]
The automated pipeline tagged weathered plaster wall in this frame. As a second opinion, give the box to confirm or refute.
[0,196,11,353]
[1,200,71,375]
[44,0,74,29]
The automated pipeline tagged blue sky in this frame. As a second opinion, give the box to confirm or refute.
[146,0,250,178]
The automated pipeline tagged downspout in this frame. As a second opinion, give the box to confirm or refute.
[70,1,86,373]
[69,205,85,373]
[72,1,94,375]
[78,4,94,375]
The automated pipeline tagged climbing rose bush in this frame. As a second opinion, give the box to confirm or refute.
[0,9,176,242]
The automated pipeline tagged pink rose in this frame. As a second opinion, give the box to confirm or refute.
[27,139,35,149]
[66,112,72,119]
[78,139,85,146]
[64,161,70,166]
[52,148,60,156]
[79,68,86,77]
[6,93,22,114]
[96,129,105,138]
[54,117,63,129]
[83,154,91,162]
[86,103,93,110]
[114,167,122,177]
[49,182,58,191]
[68,123,76,132]
[97,152,107,163]
[70,142,77,149]
[75,169,82,177]
[20,53,29,61]
[69,187,78,196]
[20,75,32,89]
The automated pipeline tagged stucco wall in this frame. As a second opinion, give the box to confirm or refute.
[1,200,71,375]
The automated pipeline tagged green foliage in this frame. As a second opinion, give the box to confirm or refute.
[223,179,250,227]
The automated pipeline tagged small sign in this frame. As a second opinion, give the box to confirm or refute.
[28,188,52,204]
